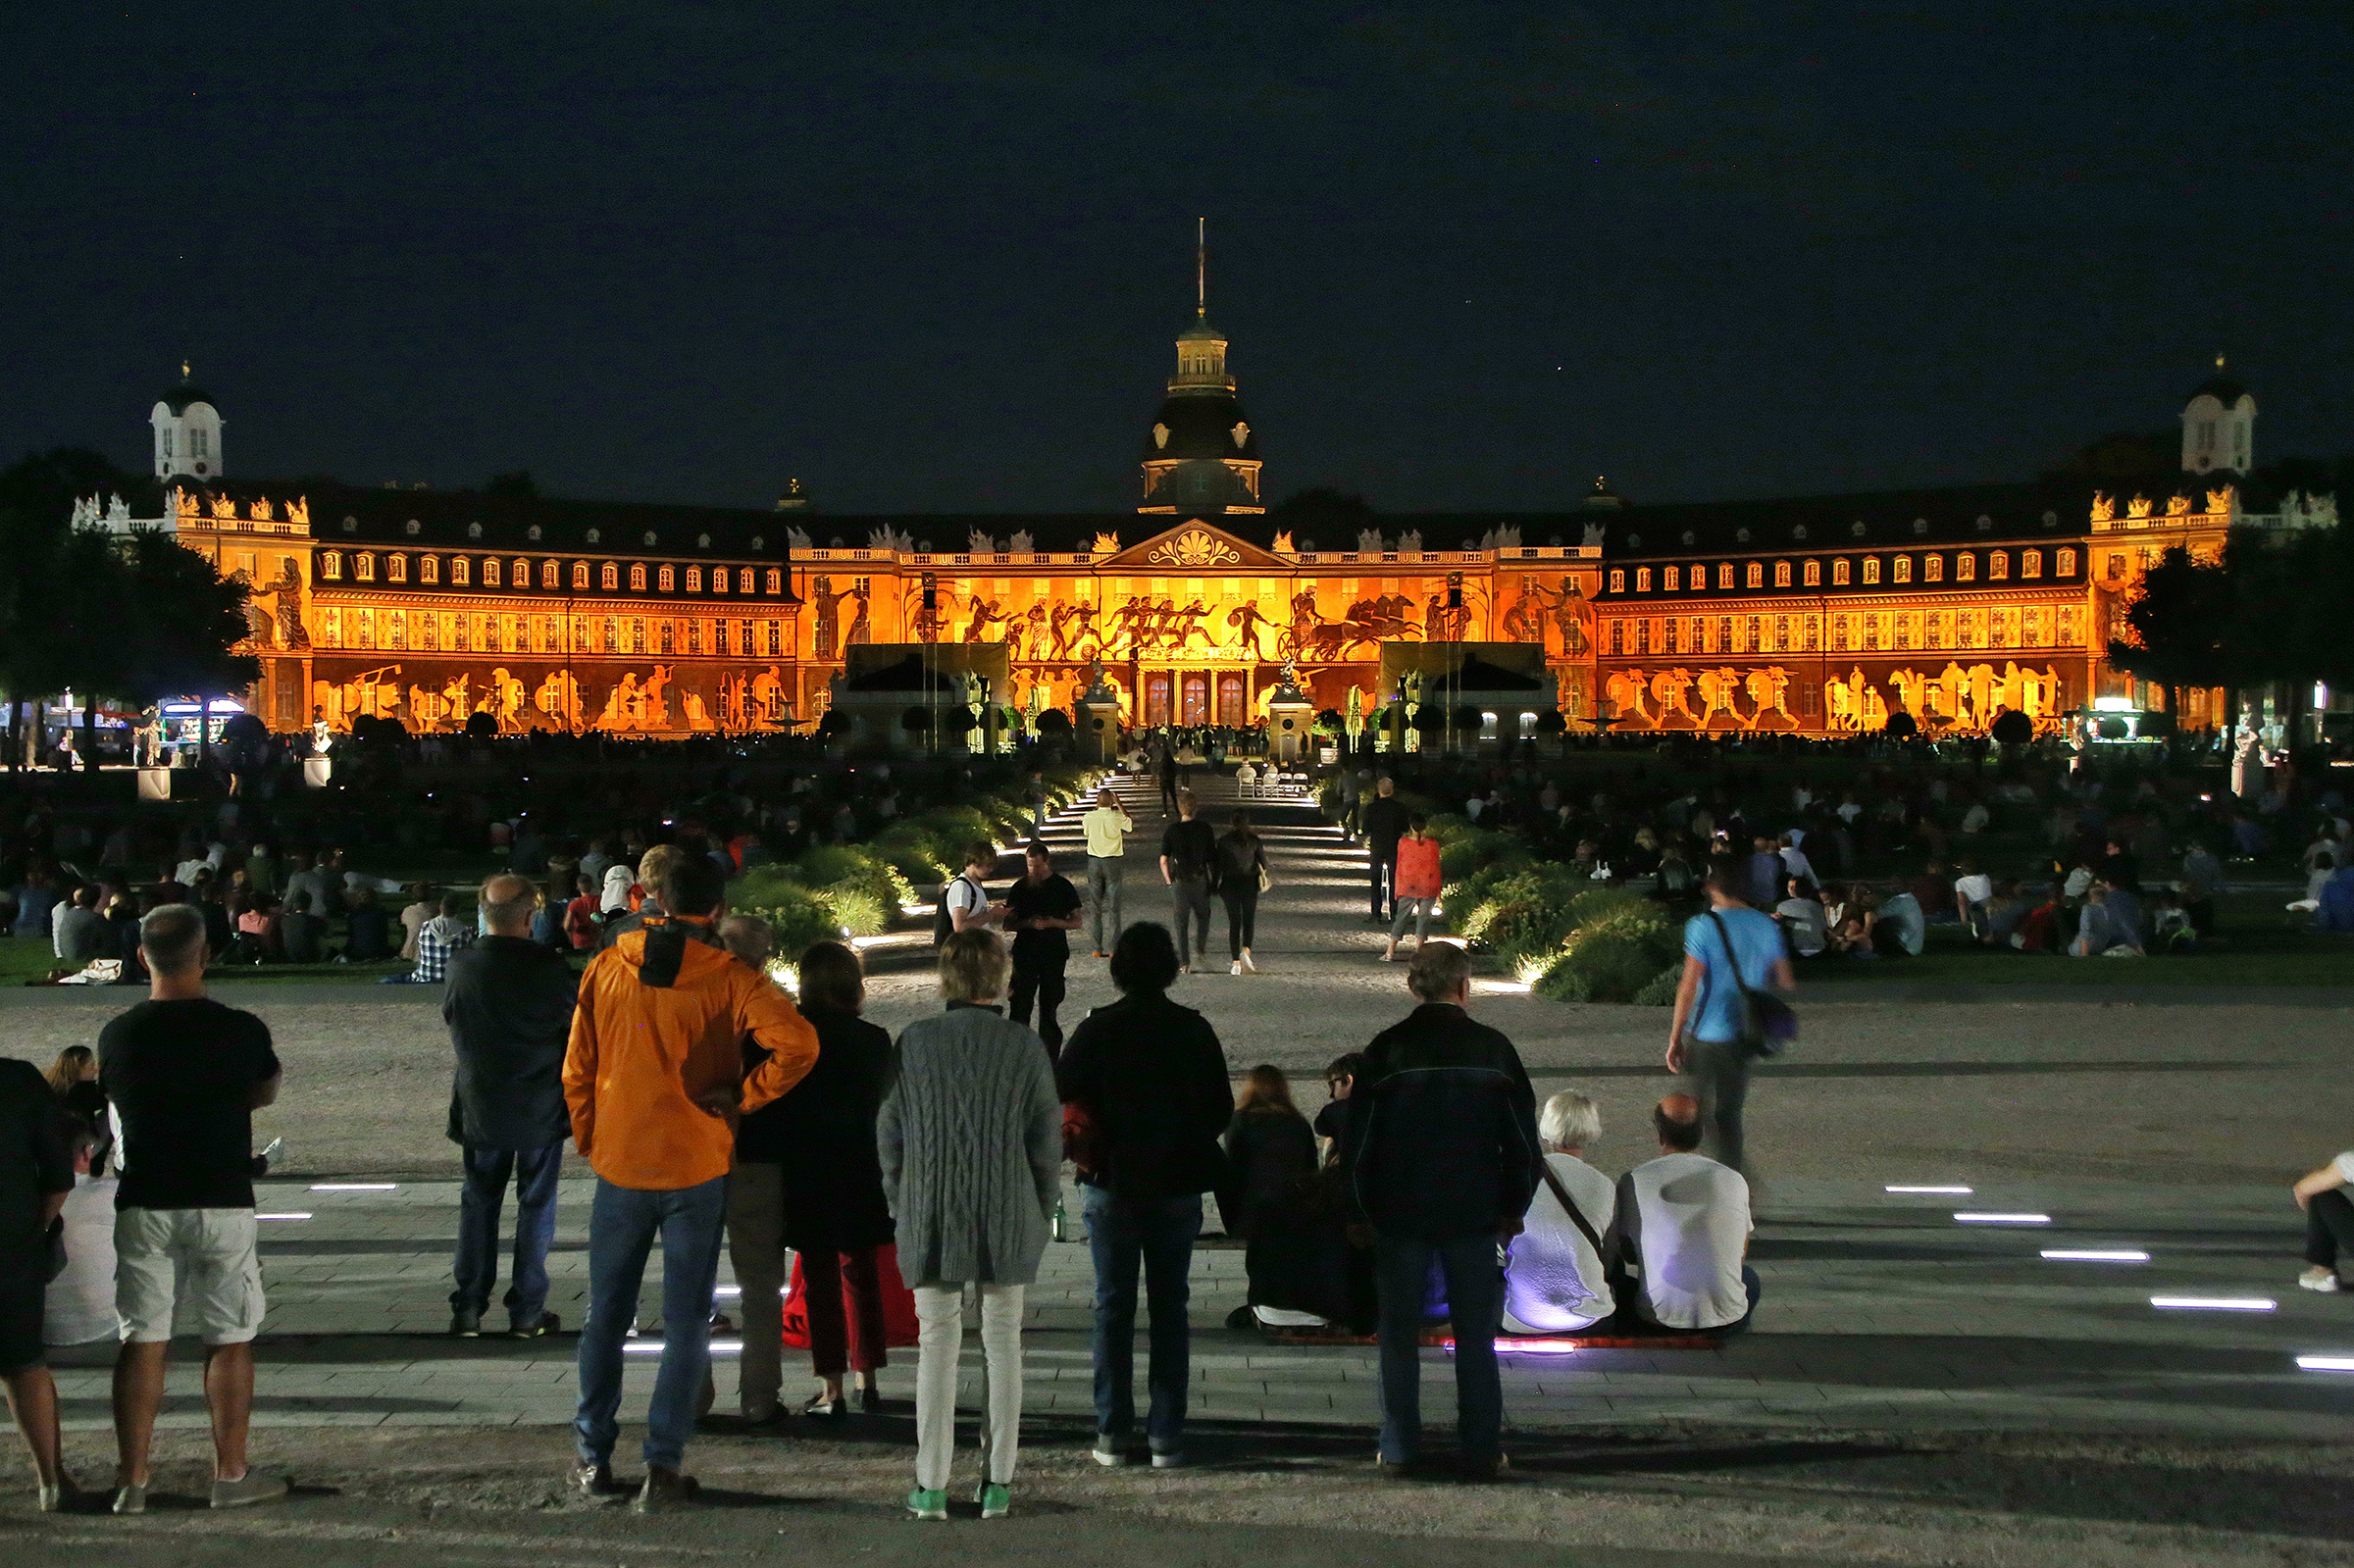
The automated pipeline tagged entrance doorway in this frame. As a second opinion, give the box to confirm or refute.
[1145,673,1172,728]
[1217,674,1246,727]
[1180,672,1209,727]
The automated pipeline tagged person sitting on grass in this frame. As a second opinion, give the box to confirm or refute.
[1605,1094,1758,1336]
[279,889,325,965]
[2293,1149,2354,1294]
[1772,877,1828,959]
[1871,885,1924,956]
[2069,875,2145,958]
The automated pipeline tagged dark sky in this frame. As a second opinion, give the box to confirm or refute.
[6,3,2349,516]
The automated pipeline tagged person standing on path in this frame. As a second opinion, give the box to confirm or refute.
[98,904,287,1514]
[1215,811,1267,975]
[1343,941,1540,1480]
[443,873,580,1340]
[880,929,1062,1521]
[1054,923,1232,1469]
[1381,815,1443,961]
[1358,777,1409,924]
[1159,788,1219,975]
[1004,842,1083,1058]
[563,855,818,1511]
[1157,745,1180,818]
[1081,787,1135,959]
[1665,854,1796,1175]
[0,1051,74,1510]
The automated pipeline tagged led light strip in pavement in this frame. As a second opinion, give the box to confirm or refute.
[2296,1355,2354,1373]
[310,1183,397,1191]
[628,1339,743,1356]
[2151,1295,2276,1312]
[255,1212,313,1222]
[1955,1212,2051,1225]
[1887,1185,1972,1194]
[2041,1249,2151,1263]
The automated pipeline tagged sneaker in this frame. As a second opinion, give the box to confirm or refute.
[905,1486,947,1520]
[1092,1438,1131,1467]
[211,1472,290,1509]
[975,1480,1010,1518]
[1239,950,1255,974]
[571,1461,620,1499]
[510,1311,560,1339]
[633,1467,699,1512]
[2299,1266,2344,1293]
[112,1483,146,1514]
[449,1308,482,1338]
[1230,961,1243,976]
[1150,1448,1186,1470]
[36,1478,68,1513]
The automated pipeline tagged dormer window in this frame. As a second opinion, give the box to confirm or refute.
[573,561,589,589]
[642,531,658,547]
[527,524,542,542]
[387,554,407,583]
[484,557,502,587]
[749,535,764,552]
[1956,553,1976,582]
[586,529,601,544]
[420,555,439,584]
[1912,518,1928,536]
[1862,557,1880,584]
[1609,571,1626,593]
[2021,549,2043,579]
[1989,550,2009,580]
[600,562,619,590]
[1892,556,1912,583]
[451,556,470,585]
[1773,560,1792,587]
[513,558,529,584]
[1793,525,1809,541]
[1803,559,1820,586]
[1850,521,1867,537]
[467,522,484,540]
[1744,562,1763,588]
[2057,548,2076,576]
[541,560,558,588]
[657,564,676,592]
[686,566,702,592]
[1636,568,1652,592]
[1663,566,1680,591]
[355,553,375,582]
[1832,558,1850,585]
[341,517,358,533]
[1975,515,1994,532]
[697,532,712,548]
[765,569,783,595]
[1923,554,1942,582]
[1716,563,1733,589]
[629,563,647,591]
[321,551,342,581]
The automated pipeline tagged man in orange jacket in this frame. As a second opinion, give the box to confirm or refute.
[563,853,817,1511]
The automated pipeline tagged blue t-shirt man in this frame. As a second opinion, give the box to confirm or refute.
[1682,904,1785,1043]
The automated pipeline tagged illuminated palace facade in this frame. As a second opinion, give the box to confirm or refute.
[111,338,2329,740]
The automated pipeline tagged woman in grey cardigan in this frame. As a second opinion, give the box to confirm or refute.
[878,927,1062,1521]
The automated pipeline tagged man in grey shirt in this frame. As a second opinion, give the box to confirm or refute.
[52,885,112,968]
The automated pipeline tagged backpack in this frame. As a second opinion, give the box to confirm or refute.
[933,873,981,948]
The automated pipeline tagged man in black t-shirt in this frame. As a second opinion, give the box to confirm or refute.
[97,904,286,1514]
[0,1055,73,1509]
[1158,788,1220,973]
[1004,842,1083,1059]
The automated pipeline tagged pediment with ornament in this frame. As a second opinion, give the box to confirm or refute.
[1103,520,1286,572]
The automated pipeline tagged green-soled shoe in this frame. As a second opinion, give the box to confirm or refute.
[905,1486,947,1520]
[975,1480,1010,1519]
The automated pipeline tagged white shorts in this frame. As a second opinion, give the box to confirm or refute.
[115,1207,266,1345]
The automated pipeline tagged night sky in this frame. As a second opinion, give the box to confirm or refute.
[6,4,2348,517]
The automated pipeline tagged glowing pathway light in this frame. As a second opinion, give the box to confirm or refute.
[311,1183,397,1191]
[255,1212,313,1222]
[2151,1295,2276,1312]
[629,1339,743,1356]
[2296,1354,2354,1373]
[1886,1185,1971,1194]
[1955,1212,2050,1225]
[2041,1249,2150,1263]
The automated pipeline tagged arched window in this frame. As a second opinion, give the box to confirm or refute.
[1956,553,1976,582]
[658,564,675,592]
[1831,558,1849,586]
[542,560,559,588]
[601,562,619,590]
[387,554,407,583]
[484,557,501,587]
[1892,556,1911,584]
[2021,548,2043,579]
[321,551,342,581]
[1773,560,1791,587]
[1803,559,1820,586]
[629,563,647,591]
[1744,562,1763,588]
[685,566,702,592]
[1989,551,2009,580]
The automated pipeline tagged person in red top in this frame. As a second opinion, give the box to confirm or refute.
[562,873,600,950]
[1381,815,1444,962]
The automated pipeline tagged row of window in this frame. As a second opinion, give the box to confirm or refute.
[1609,548,2076,596]
[317,551,784,596]
[1605,604,2082,658]
[315,608,786,658]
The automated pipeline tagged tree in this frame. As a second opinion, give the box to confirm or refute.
[1535,709,1566,737]
[1884,711,1919,741]
[1035,707,1071,736]
[2107,544,2242,724]
[1989,708,2032,747]
[115,528,261,769]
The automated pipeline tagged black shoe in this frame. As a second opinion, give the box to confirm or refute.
[633,1466,699,1512]
[510,1311,560,1340]
[857,1384,883,1414]
[449,1309,482,1338]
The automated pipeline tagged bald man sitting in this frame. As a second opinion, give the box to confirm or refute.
[1605,1094,1760,1335]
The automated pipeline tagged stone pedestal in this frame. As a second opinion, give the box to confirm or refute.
[136,768,173,802]
[302,757,333,788]
[1267,697,1315,764]
[1078,696,1123,765]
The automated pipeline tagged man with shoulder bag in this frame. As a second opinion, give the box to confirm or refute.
[1665,855,1797,1176]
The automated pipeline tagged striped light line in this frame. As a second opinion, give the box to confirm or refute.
[2296,1354,2354,1373]
[2151,1295,2276,1312]
[1887,1185,1972,1194]
[311,1183,397,1191]
[713,1285,742,1298]
[2042,1249,2150,1263]
[1955,1212,2050,1225]
[627,1339,742,1356]
[255,1212,313,1222]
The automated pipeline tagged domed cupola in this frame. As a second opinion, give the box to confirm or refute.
[151,361,224,481]
[1139,223,1264,515]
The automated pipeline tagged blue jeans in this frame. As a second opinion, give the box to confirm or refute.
[1084,1188,1202,1453]
[1373,1232,1504,1466]
[450,1142,564,1327]
[574,1173,729,1472]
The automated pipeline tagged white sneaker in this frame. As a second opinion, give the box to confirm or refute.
[1239,950,1256,974]
[1230,961,1243,976]
[2299,1266,2343,1293]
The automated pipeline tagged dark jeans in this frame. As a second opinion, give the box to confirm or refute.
[574,1174,729,1472]
[1171,880,1213,967]
[1681,1037,1753,1174]
[1369,842,1399,919]
[1221,886,1258,959]
[450,1141,564,1327]
[1009,942,1069,1055]
[801,1244,890,1378]
[1373,1231,1503,1466]
[2307,1188,2354,1270]
[1084,1188,1203,1453]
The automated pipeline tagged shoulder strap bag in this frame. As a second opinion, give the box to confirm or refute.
[1536,1158,1607,1257]
[1706,908,1798,1056]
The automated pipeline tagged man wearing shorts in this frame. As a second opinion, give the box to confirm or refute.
[98,904,286,1514]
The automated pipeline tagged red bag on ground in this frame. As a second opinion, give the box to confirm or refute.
[779,1244,921,1349]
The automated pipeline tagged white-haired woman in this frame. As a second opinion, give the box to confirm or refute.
[878,928,1061,1521]
[1502,1091,1616,1335]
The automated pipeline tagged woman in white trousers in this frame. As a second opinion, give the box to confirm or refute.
[878,928,1063,1519]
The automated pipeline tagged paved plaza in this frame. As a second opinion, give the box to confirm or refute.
[5,774,2353,1564]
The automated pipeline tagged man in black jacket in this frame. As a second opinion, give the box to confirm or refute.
[1054,922,1233,1469]
[445,874,581,1338]
[1344,940,1540,1479]
[1357,776,1409,923]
